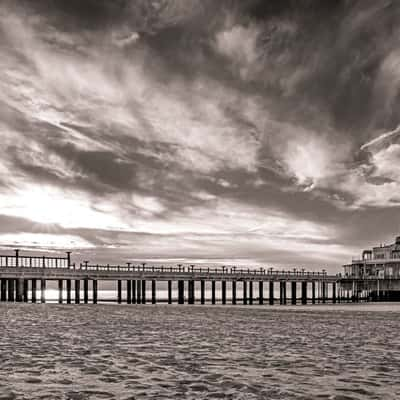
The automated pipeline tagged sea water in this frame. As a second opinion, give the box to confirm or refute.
[0,303,399,399]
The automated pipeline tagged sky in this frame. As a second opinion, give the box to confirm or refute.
[1,0,400,271]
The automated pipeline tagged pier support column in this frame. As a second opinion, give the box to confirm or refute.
[200,280,205,304]
[221,281,226,305]
[58,279,63,304]
[280,281,285,305]
[0,279,6,302]
[283,282,287,304]
[84,279,89,304]
[152,280,156,304]
[178,280,184,304]
[168,280,172,304]
[332,282,337,304]
[93,280,98,304]
[136,280,141,304]
[211,281,216,304]
[23,280,28,303]
[127,280,132,304]
[249,281,253,305]
[16,278,23,302]
[291,282,297,305]
[132,280,136,304]
[312,281,316,304]
[8,279,15,302]
[75,280,80,304]
[301,281,307,305]
[66,280,71,304]
[259,281,264,305]
[41,279,46,303]
[243,281,247,305]
[188,280,195,305]
[322,281,326,304]
[32,279,37,303]
[269,281,274,305]
[117,280,122,304]
[141,280,146,304]
[232,281,236,305]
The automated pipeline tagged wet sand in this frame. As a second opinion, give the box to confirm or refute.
[0,303,399,399]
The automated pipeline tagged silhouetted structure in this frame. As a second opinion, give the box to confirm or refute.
[0,248,370,304]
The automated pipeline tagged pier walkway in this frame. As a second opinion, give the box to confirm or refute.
[0,249,375,305]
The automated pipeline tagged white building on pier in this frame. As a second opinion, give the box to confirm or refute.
[343,236,400,279]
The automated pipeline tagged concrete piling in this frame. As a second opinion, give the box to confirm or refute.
[259,281,263,305]
[16,278,23,302]
[152,280,156,304]
[66,279,71,304]
[93,280,98,304]
[137,280,141,304]
[58,279,63,304]
[332,282,337,304]
[32,279,37,303]
[211,280,216,304]
[221,281,226,305]
[291,281,296,305]
[322,281,326,304]
[1,279,6,302]
[269,281,274,305]
[232,280,237,305]
[8,279,15,302]
[188,280,194,305]
[283,281,287,304]
[127,280,132,304]
[178,280,184,304]
[301,281,307,305]
[249,281,253,305]
[84,279,89,304]
[41,279,46,303]
[200,280,205,304]
[168,280,172,304]
[280,281,285,305]
[132,280,136,304]
[117,280,122,304]
[243,281,247,305]
[23,279,28,303]
[75,280,80,304]
[141,280,146,304]
[312,281,316,304]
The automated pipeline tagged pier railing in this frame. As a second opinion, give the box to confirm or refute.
[0,250,333,278]
[0,250,71,269]
[77,263,330,278]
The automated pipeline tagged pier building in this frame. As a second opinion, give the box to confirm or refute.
[341,235,400,301]
[343,235,400,279]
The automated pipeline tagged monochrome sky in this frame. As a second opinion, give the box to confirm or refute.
[1,0,400,271]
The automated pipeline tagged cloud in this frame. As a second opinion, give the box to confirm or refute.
[214,23,260,80]
[112,31,140,48]
[360,125,400,150]
[0,233,94,249]
[2,1,400,269]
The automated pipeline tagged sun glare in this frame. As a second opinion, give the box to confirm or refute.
[0,184,128,230]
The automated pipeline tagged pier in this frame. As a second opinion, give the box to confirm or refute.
[0,249,384,305]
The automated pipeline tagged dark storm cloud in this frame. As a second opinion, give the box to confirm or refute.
[2,0,400,269]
